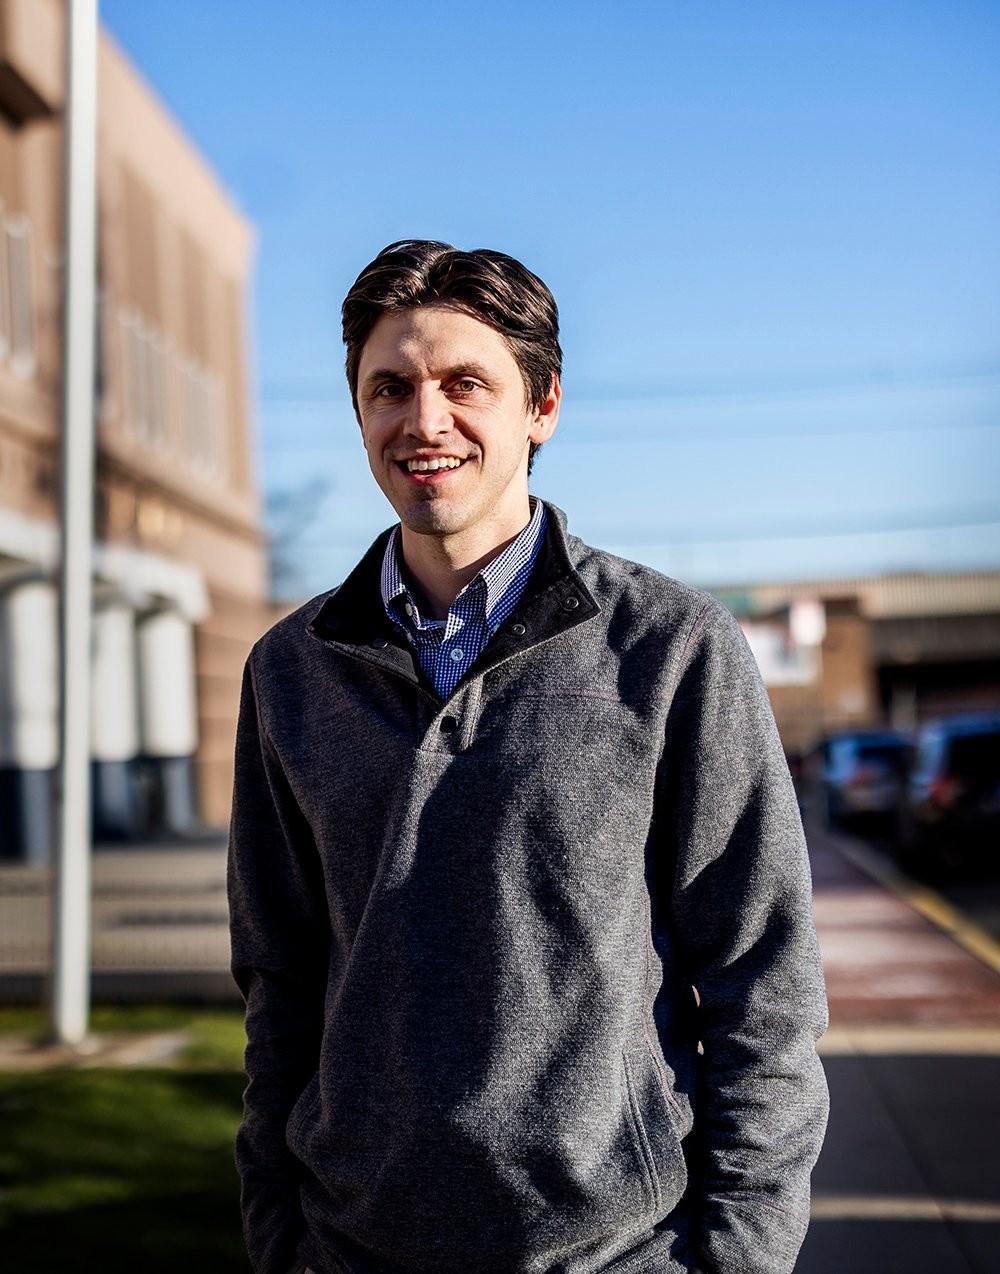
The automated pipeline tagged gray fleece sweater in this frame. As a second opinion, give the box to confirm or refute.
[228,503,828,1274]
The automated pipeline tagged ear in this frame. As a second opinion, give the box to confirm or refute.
[528,373,561,446]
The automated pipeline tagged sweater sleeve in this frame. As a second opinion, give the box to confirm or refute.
[661,602,829,1274]
[227,654,331,1274]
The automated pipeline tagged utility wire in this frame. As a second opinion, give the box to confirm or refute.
[281,504,1000,551]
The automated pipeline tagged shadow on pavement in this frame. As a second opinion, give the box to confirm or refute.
[801,1053,1000,1274]
[1,1192,250,1274]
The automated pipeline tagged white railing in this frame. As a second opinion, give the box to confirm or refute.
[111,301,228,481]
[0,207,228,483]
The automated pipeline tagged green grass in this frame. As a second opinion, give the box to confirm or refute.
[0,1006,252,1273]
[0,1004,248,1070]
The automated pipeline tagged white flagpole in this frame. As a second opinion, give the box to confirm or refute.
[51,0,99,1046]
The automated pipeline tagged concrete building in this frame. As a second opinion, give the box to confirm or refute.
[718,571,1000,755]
[0,1,271,860]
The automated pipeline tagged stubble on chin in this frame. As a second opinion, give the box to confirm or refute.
[398,497,465,539]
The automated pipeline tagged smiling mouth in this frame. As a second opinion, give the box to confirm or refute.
[402,456,466,473]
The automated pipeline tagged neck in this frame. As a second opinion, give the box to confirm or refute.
[399,507,532,620]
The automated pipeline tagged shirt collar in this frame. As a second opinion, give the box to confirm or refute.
[380,497,547,633]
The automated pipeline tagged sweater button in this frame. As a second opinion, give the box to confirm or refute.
[371,636,389,648]
[439,715,459,734]
[561,595,580,611]
[510,623,526,637]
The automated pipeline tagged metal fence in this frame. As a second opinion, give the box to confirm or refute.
[0,839,239,1002]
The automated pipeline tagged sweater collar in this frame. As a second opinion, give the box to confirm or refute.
[380,497,547,638]
[308,502,600,681]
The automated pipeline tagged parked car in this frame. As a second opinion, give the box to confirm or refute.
[894,713,1000,874]
[806,729,910,829]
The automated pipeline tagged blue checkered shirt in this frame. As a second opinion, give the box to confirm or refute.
[380,499,547,699]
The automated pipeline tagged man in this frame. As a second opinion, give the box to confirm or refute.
[228,240,828,1274]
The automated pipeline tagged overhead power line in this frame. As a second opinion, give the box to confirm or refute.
[281,504,1000,552]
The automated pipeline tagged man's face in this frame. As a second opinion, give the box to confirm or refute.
[356,305,559,555]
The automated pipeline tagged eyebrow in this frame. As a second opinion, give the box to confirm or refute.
[360,362,496,390]
[361,368,409,386]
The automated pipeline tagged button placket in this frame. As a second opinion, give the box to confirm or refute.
[424,678,484,753]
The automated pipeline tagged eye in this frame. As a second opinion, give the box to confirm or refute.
[374,381,408,399]
[452,378,479,394]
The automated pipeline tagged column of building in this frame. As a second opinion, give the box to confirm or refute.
[0,577,201,861]
[0,578,58,862]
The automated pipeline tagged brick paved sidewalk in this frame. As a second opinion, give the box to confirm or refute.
[802,824,1000,1274]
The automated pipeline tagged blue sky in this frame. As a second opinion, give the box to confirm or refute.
[101,0,1000,596]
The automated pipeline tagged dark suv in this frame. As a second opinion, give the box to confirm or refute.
[894,713,1000,873]
[806,729,910,830]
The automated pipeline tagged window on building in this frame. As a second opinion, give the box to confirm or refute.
[96,285,116,421]
[0,204,37,379]
[183,356,226,479]
[0,201,10,362]
[108,164,232,482]
[121,166,158,318]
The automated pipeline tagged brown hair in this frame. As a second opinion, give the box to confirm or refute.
[342,240,561,472]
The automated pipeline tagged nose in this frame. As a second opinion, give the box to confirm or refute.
[404,385,452,441]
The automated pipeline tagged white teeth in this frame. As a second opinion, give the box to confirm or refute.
[406,457,463,472]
